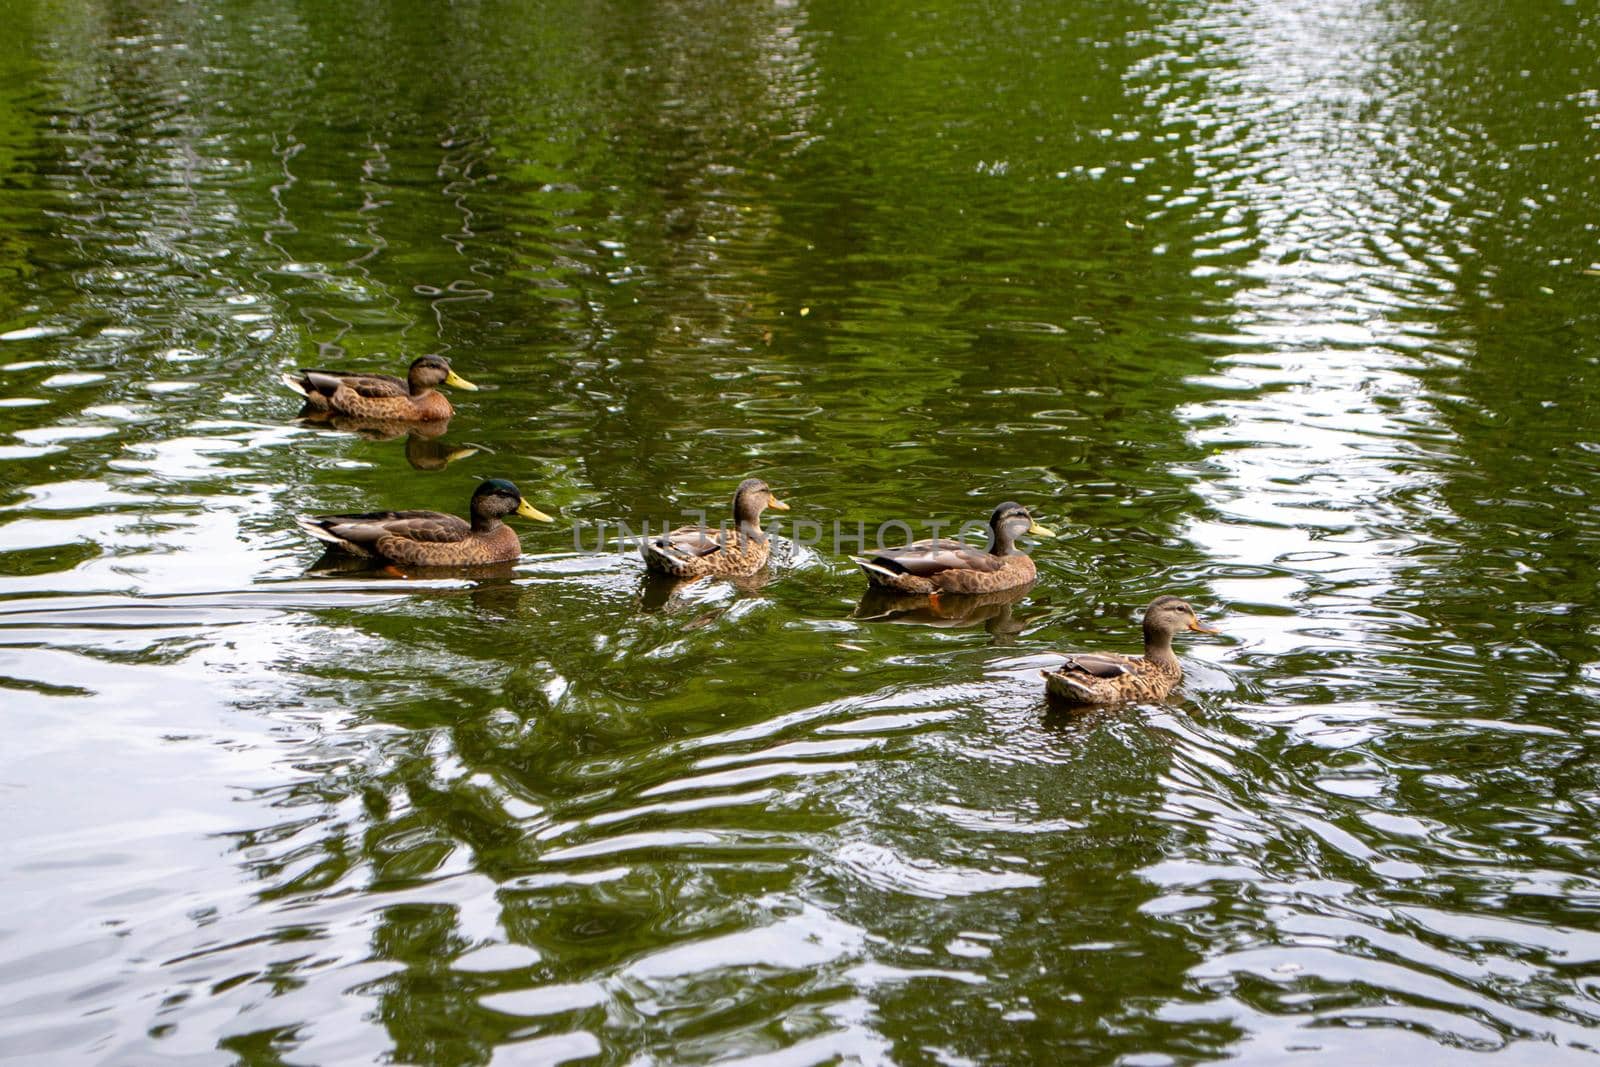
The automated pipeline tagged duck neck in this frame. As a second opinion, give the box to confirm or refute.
[988,524,1017,557]
[736,513,767,542]
[1142,624,1179,670]
[471,512,503,535]
[734,494,767,542]
[408,377,435,398]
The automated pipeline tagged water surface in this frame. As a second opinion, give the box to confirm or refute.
[2,0,1599,1062]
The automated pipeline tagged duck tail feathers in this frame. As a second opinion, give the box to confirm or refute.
[1043,670,1098,703]
[296,516,345,546]
[851,556,899,583]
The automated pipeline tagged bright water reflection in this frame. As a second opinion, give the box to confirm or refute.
[1,0,1599,1062]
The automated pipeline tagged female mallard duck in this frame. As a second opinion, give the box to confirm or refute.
[297,478,553,566]
[641,478,789,578]
[1041,596,1220,704]
[282,355,477,421]
[850,502,1054,596]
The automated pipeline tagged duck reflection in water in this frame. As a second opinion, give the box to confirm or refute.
[638,568,772,613]
[296,410,481,471]
[305,552,520,584]
[853,582,1034,640]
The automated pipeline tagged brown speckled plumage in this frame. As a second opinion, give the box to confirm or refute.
[1042,595,1220,705]
[297,478,552,568]
[641,478,790,578]
[282,355,475,421]
[851,502,1053,595]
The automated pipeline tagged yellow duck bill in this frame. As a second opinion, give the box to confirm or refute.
[517,500,555,522]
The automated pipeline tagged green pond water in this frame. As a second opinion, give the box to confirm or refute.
[2,0,1600,1062]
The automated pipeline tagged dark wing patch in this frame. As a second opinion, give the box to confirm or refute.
[867,538,1003,577]
[656,525,728,558]
[1061,653,1135,679]
[315,509,471,547]
[302,371,408,398]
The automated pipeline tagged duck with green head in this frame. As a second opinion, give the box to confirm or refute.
[282,354,477,421]
[851,501,1054,596]
[1042,595,1221,704]
[297,478,553,567]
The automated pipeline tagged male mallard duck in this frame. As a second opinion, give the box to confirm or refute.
[1041,595,1220,704]
[850,502,1054,596]
[282,355,477,421]
[297,478,553,566]
[641,478,789,578]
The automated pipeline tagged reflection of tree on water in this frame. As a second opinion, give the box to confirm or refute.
[1382,1,1600,686]
[210,0,1235,1057]
[827,681,1209,1062]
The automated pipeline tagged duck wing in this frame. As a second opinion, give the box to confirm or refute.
[655,525,730,559]
[310,509,472,548]
[300,370,409,399]
[1059,652,1137,679]
[864,538,1003,577]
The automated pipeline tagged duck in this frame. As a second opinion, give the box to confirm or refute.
[1041,595,1220,704]
[281,354,477,421]
[850,502,1054,596]
[641,478,789,578]
[297,478,553,567]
